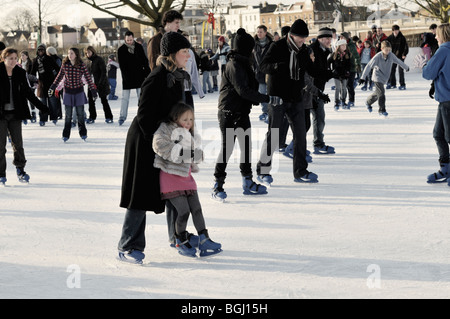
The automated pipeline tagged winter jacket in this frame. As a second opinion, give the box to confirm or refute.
[361,51,409,85]
[358,46,376,63]
[120,64,185,212]
[117,41,150,90]
[87,54,110,97]
[147,31,163,71]
[253,36,273,84]
[309,40,333,91]
[199,51,212,73]
[387,32,409,59]
[420,32,439,56]
[218,51,269,114]
[346,40,361,73]
[51,60,96,94]
[153,122,202,177]
[328,51,351,80]
[423,42,450,102]
[210,43,231,67]
[302,72,321,110]
[373,33,388,52]
[185,48,204,98]
[260,37,315,102]
[30,50,60,98]
[107,59,119,79]
[0,63,48,120]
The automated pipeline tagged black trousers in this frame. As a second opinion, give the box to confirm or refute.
[88,91,113,121]
[257,101,308,179]
[214,110,253,183]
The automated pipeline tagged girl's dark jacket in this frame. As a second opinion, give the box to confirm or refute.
[328,51,351,80]
[120,64,184,212]
[218,51,269,115]
[30,54,60,98]
[260,37,315,103]
[87,54,110,97]
[0,63,49,120]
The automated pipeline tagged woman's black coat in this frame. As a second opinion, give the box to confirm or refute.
[119,65,184,212]
[0,63,48,120]
[87,54,110,97]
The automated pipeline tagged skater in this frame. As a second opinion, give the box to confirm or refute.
[147,9,184,71]
[18,50,38,123]
[373,26,388,53]
[340,32,361,108]
[358,40,376,91]
[210,35,230,80]
[212,28,270,201]
[358,41,409,117]
[117,31,150,125]
[153,102,221,257]
[309,27,335,155]
[30,44,60,126]
[253,25,273,123]
[107,54,119,100]
[48,47,97,142]
[198,50,213,94]
[256,19,318,185]
[420,24,439,61]
[386,25,409,90]
[84,46,113,124]
[180,30,204,107]
[117,31,192,264]
[328,39,351,110]
[0,48,49,185]
[422,23,450,185]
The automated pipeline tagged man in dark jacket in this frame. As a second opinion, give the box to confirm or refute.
[309,27,335,154]
[256,19,319,185]
[253,24,273,122]
[30,44,60,126]
[387,24,409,90]
[117,31,150,125]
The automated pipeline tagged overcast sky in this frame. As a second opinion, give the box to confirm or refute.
[1,0,417,30]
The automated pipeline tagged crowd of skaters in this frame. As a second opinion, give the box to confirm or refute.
[1,10,449,262]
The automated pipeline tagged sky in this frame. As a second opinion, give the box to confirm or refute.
[1,0,418,30]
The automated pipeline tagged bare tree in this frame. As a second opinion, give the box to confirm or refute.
[79,0,188,30]
[413,0,449,23]
[7,10,38,32]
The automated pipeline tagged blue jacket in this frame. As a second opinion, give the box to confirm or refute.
[423,42,450,102]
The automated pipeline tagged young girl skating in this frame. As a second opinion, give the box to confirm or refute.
[49,47,97,142]
[328,39,351,110]
[152,102,222,257]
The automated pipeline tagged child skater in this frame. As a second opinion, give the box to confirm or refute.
[423,23,450,185]
[358,40,376,91]
[48,47,97,142]
[328,39,351,110]
[152,102,222,257]
[359,40,409,117]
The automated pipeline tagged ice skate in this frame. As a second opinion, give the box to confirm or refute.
[16,168,29,183]
[427,163,449,183]
[198,231,222,257]
[242,176,267,195]
[117,249,145,265]
[294,171,318,183]
[211,181,227,202]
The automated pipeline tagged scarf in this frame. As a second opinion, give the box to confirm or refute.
[287,35,301,81]
[37,55,45,74]
[160,58,191,89]
[125,42,135,54]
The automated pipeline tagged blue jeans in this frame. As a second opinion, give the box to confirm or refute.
[202,71,213,93]
[63,105,86,138]
[433,101,450,164]
[39,96,59,122]
[258,83,268,114]
[108,78,117,98]
[120,88,141,122]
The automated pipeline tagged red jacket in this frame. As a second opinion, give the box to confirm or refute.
[357,46,376,59]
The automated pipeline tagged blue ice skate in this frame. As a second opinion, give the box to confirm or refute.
[199,233,222,257]
[314,145,335,155]
[427,163,449,183]
[117,249,145,264]
[16,168,29,183]
[242,176,267,195]
[379,111,388,117]
[294,171,318,183]
[176,238,197,258]
[211,182,227,202]
[257,174,273,187]
[0,177,6,186]
[366,103,372,113]
[398,85,406,90]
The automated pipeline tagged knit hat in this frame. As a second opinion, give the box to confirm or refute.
[46,46,57,55]
[341,32,351,40]
[290,19,309,37]
[317,27,333,39]
[0,42,5,51]
[160,31,191,56]
[281,26,291,37]
[218,35,225,42]
[233,28,255,57]
[336,39,347,47]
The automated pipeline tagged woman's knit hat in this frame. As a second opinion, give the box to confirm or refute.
[160,31,191,56]
[336,39,347,47]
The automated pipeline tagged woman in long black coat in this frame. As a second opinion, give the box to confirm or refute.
[85,46,113,123]
[117,31,192,264]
